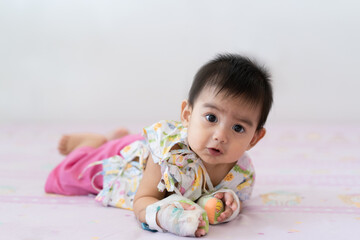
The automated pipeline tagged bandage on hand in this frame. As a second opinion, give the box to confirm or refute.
[146,194,209,237]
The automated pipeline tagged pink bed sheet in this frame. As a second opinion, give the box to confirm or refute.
[1,123,359,239]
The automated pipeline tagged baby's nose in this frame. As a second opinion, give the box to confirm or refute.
[213,127,228,143]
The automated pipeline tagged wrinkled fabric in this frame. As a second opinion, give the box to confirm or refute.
[45,134,144,196]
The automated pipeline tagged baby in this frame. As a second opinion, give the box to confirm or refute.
[45,53,273,237]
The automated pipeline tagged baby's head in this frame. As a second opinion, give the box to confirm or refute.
[181,53,273,167]
[187,53,272,130]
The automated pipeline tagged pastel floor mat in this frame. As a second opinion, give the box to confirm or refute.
[1,123,359,239]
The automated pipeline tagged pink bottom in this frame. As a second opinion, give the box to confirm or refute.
[44,134,144,195]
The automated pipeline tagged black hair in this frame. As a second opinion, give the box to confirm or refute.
[188,53,273,130]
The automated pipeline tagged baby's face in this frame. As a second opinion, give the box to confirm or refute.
[181,86,265,168]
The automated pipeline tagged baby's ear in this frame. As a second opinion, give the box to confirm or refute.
[180,100,192,127]
[247,128,266,150]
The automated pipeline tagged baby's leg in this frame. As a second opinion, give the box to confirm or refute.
[58,128,130,156]
[58,134,107,156]
[107,128,130,140]
[46,133,143,196]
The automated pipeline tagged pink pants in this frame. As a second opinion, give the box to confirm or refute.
[45,134,144,195]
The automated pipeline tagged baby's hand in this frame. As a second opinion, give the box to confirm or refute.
[214,192,239,223]
[149,194,209,237]
[179,202,207,237]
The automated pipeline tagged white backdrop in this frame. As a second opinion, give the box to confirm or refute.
[1,0,359,129]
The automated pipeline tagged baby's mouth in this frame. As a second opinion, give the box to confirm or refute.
[208,147,222,156]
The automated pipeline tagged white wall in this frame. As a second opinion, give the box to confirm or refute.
[1,0,359,128]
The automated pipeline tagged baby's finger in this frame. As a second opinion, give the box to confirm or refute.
[214,192,224,200]
[217,205,233,222]
[198,219,206,227]
[195,229,206,237]
[224,192,234,206]
[179,202,195,210]
[230,200,238,211]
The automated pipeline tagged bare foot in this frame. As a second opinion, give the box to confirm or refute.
[58,133,107,156]
[107,128,130,141]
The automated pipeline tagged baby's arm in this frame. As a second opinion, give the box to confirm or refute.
[133,155,207,237]
[133,154,165,224]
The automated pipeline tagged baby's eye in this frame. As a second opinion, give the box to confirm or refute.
[205,114,217,123]
[233,124,245,133]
